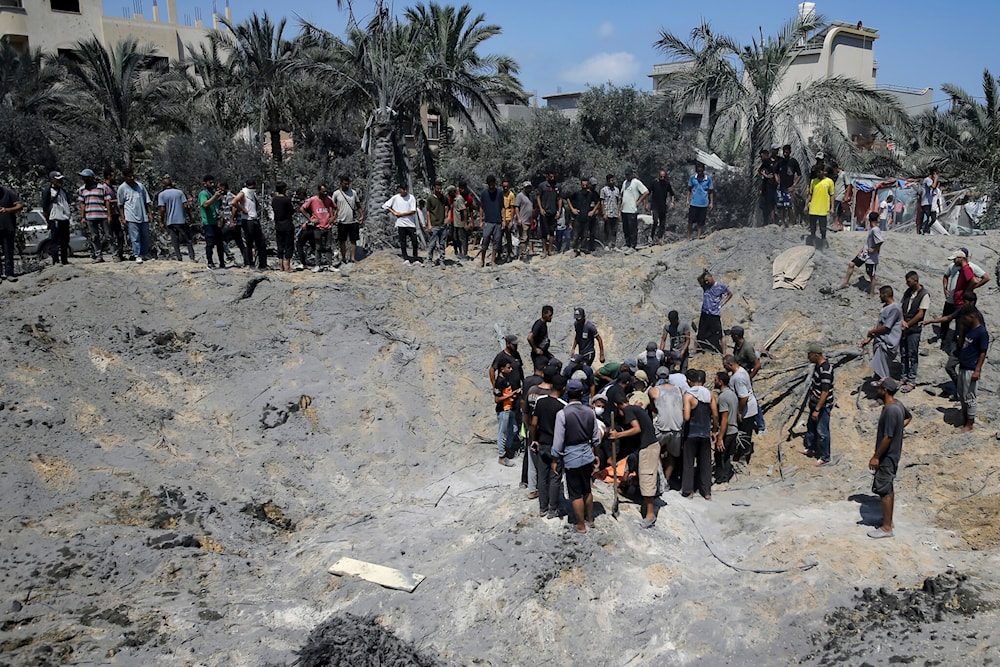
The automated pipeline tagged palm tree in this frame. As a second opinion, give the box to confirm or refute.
[210,13,298,165]
[186,36,243,135]
[0,39,72,119]
[655,15,905,204]
[939,70,1000,184]
[302,2,524,243]
[63,37,190,165]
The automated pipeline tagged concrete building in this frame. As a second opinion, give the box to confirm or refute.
[0,0,219,62]
[540,91,584,121]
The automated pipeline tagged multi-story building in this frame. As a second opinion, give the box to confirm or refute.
[0,0,219,61]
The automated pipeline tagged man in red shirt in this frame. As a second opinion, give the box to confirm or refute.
[949,249,985,308]
[299,184,337,272]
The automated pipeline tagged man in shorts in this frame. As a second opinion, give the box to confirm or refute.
[867,377,911,538]
[686,162,714,240]
[551,380,600,533]
[649,368,685,486]
[332,175,363,264]
[840,212,883,296]
[609,394,660,528]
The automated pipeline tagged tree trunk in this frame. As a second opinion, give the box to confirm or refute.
[270,128,283,165]
[365,113,396,248]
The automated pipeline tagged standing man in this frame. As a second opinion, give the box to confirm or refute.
[514,181,534,259]
[0,180,23,282]
[918,167,939,235]
[660,310,691,372]
[530,374,567,518]
[551,380,600,534]
[730,326,761,379]
[231,179,266,270]
[599,174,621,249]
[158,177,195,262]
[103,169,126,261]
[609,396,660,527]
[860,286,903,385]
[620,167,648,251]
[300,184,335,271]
[198,175,227,269]
[757,148,777,226]
[493,359,520,467]
[776,144,801,227]
[332,175,363,265]
[713,371,739,483]
[117,168,154,264]
[899,271,929,391]
[832,164,853,231]
[568,177,599,256]
[649,369,685,486]
[839,213,883,296]
[570,307,605,366]
[956,307,989,432]
[867,378,911,539]
[536,172,561,258]
[939,249,989,352]
[527,305,553,368]
[78,169,111,263]
[383,183,420,265]
[41,171,72,266]
[500,178,517,260]
[806,166,835,249]
[425,178,449,266]
[682,368,717,500]
[478,175,504,267]
[696,270,732,355]
[649,168,676,244]
[686,162,714,241]
[802,343,833,466]
[723,355,759,464]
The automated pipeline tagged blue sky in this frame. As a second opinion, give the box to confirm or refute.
[107,0,997,108]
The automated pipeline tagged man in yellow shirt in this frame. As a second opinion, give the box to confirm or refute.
[501,178,517,261]
[805,165,835,250]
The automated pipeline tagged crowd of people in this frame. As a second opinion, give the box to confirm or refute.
[489,243,989,538]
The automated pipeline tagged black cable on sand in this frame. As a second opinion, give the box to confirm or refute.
[295,613,443,667]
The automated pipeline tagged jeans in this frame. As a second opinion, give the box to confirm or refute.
[313,228,332,266]
[452,225,468,258]
[204,225,226,266]
[427,226,448,262]
[554,228,570,253]
[604,216,619,247]
[49,219,70,264]
[622,212,638,248]
[86,218,106,259]
[900,330,921,382]
[246,219,267,268]
[805,404,831,462]
[571,216,595,253]
[0,228,14,277]
[533,449,563,512]
[398,227,419,261]
[296,223,316,265]
[127,220,150,259]
[108,215,125,259]
[167,224,196,261]
[497,410,516,458]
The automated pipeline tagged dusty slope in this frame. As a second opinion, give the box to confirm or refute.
[0,226,999,666]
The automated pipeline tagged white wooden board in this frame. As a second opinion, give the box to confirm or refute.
[328,556,425,593]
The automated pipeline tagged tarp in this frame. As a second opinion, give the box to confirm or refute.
[772,246,816,290]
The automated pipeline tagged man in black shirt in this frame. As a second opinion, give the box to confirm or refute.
[527,305,553,367]
[0,182,24,281]
[649,169,676,244]
[535,173,561,258]
[610,397,660,527]
[531,375,567,518]
[490,335,524,391]
[758,148,777,226]
[776,144,801,227]
[568,178,599,256]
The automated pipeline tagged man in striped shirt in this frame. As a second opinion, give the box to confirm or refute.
[803,343,833,466]
[78,169,111,263]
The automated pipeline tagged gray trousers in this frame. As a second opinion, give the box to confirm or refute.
[870,341,896,380]
[957,368,979,419]
[87,218,106,259]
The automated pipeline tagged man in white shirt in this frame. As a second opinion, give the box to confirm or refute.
[619,167,648,251]
[382,183,420,265]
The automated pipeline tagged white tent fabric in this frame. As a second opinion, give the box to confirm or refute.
[772,246,816,290]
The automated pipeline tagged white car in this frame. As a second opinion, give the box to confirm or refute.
[19,208,91,258]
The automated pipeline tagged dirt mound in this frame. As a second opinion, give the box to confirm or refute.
[295,613,443,667]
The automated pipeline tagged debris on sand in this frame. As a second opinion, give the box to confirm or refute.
[296,613,442,667]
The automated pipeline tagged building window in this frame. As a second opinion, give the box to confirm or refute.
[51,0,81,12]
[426,118,440,141]
[0,1,25,9]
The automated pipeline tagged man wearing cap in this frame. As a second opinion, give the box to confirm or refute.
[696,271,732,355]
[649,367,685,486]
[860,285,903,385]
[620,167,648,251]
[535,172,561,258]
[514,181,534,259]
[561,353,596,397]
[867,377,911,538]
[41,171,73,266]
[686,163,714,241]
[493,359,521,467]
[802,343,834,466]
[939,248,989,352]
[599,174,621,249]
[609,393,660,527]
[660,310,691,373]
[639,342,664,380]
[426,178,449,266]
[552,379,600,533]
[117,168,154,263]
[649,168,676,244]
[490,334,524,394]
[0,179,23,282]
[77,169,112,263]
[570,307,605,366]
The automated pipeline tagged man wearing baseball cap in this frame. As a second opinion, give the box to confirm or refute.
[939,248,989,353]
[41,171,72,265]
[551,379,600,533]
[803,343,833,466]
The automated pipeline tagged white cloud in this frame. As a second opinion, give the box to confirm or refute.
[597,21,614,38]
[561,52,639,85]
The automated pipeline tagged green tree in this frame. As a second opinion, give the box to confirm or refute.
[63,37,190,165]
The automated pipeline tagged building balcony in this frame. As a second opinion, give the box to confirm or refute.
[0,2,28,43]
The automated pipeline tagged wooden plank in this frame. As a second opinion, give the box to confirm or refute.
[328,557,425,593]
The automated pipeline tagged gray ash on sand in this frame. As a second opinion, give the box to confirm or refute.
[294,613,443,667]
[803,571,997,666]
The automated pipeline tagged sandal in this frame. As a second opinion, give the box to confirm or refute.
[900,383,915,393]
